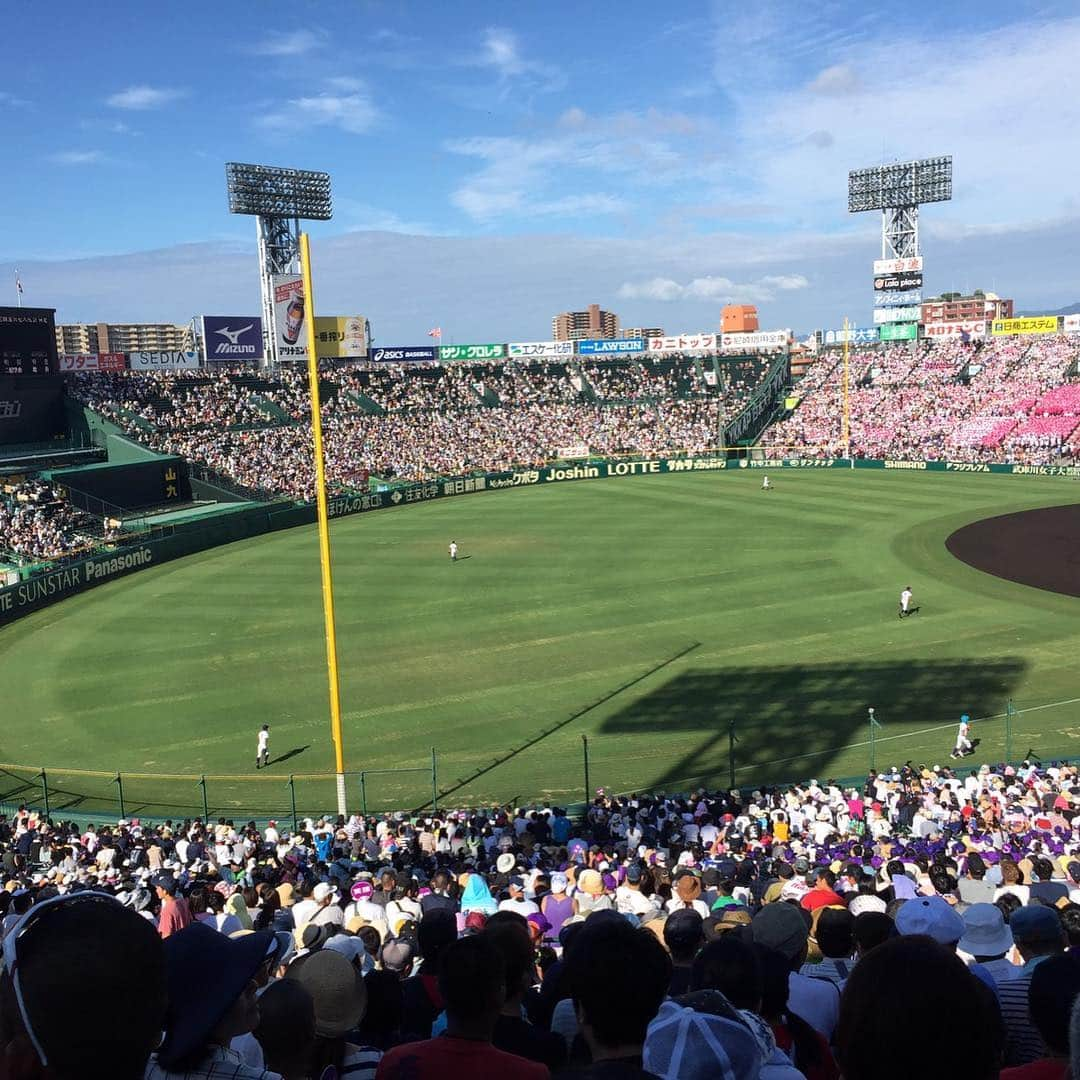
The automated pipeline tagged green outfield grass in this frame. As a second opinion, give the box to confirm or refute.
[2,469,1080,822]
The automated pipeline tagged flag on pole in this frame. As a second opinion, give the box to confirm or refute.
[427,327,442,339]
[15,270,23,295]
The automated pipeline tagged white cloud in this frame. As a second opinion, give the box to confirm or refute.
[247,29,324,56]
[259,80,378,136]
[49,150,105,166]
[472,26,566,96]
[106,85,186,110]
[618,273,809,303]
[446,109,714,224]
[717,13,1080,230]
[0,90,30,108]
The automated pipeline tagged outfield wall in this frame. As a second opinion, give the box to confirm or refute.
[3,453,1078,627]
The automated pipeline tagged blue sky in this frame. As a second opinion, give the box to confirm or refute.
[6,0,1080,338]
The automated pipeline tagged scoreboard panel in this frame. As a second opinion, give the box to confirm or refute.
[0,307,59,375]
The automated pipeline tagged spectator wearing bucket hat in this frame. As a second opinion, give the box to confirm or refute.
[148,921,278,1078]
[287,948,382,1079]
[958,903,1019,986]
[667,871,709,919]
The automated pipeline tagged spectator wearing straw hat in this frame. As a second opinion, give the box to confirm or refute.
[287,948,383,1079]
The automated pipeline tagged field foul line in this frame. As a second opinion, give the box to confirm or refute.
[607,695,1080,797]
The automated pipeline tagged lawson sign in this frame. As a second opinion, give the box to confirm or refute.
[201,316,263,362]
[577,337,645,355]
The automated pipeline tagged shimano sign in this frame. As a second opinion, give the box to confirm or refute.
[201,316,264,362]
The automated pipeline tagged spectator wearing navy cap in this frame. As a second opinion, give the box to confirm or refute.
[999,905,1067,1066]
[1002,953,1080,1079]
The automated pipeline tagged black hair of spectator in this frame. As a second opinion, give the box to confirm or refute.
[690,935,762,1010]
[754,943,824,1071]
[358,969,404,1052]
[253,979,316,1074]
[836,935,1002,1080]
[437,935,506,1030]
[966,852,987,879]
[1058,904,1080,950]
[483,913,535,1000]
[852,912,896,956]
[995,892,1023,922]
[417,907,457,960]
[815,908,854,958]
[565,912,670,1051]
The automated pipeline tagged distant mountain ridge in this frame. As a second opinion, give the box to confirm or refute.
[1019,302,1080,316]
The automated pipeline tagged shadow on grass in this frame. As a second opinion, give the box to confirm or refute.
[598,657,1027,792]
[267,745,311,768]
[417,641,702,812]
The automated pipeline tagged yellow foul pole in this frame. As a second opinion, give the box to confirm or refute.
[841,317,851,459]
[299,232,347,816]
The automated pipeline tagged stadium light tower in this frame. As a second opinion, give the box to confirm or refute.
[225,162,332,367]
[847,156,952,259]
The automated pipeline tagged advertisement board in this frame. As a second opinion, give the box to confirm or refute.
[129,351,200,371]
[58,353,127,372]
[822,327,878,345]
[201,316,264,362]
[577,338,646,355]
[991,316,1058,336]
[878,323,918,341]
[314,316,368,358]
[720,330,788,351]
[873,306,922,325]
[873,272,923,291]
[874,290,923,308]
[925,320,987,340]
[370,346,436,363]
[1064,314,1080,335]
[647,333,718,352]
[438,343,506,361]
[873,256,923,275]
[508,341,574,358]
[0,307,58,376]
[271,274,306,359]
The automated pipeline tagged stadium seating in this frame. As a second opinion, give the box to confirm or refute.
[4,756,1080,1077]
[763,336,1080,463]
[66,356,772,501]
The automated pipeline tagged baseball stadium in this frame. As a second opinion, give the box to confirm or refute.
[2,273,1079,824]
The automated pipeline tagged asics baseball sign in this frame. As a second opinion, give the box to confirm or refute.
[201,316,264,361]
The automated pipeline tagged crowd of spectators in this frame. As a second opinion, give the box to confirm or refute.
[66,356,770,501]
[0,480,98,565]
[6,753,1080,1077]
[763,337,1080,464]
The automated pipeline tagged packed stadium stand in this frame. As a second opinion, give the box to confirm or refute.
[63,355,771,502]
[4,756,1080,1078]
[763,336,1080,463]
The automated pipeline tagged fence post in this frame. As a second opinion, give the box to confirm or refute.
[199,775,209,822]
[360,772,368,817]
[40,769,49,819]
[1006,699,1016,763]
[582,735,591,806]
[868,707,879,773]
[431,747,438,813]
[289,775,298,834]
[728,718,737,790]
[115,772,125,820]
